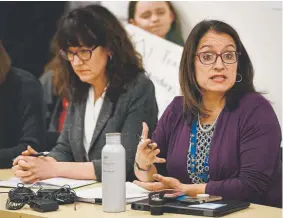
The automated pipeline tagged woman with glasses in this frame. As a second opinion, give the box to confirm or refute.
[12,5,158,182]
[133,20,282,207]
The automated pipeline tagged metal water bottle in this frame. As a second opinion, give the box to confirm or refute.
[102,133,126,212]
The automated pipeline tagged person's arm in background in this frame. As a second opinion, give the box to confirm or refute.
[92,75,159,182]
[0,75,46,168]
[205,99,281,202]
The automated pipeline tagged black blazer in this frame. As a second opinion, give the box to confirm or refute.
[0,67,46,168]
[48,73,158,181]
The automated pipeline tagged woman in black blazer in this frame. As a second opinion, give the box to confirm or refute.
[0,41,46,168]
[12,5,158,182]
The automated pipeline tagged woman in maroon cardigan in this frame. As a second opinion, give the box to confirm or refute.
[134,20,282,208]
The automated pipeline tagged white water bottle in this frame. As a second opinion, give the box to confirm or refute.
[102,133,126,212]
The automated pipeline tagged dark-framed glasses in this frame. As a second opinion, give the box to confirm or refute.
[196,51,241,65]
[60,45,99,61]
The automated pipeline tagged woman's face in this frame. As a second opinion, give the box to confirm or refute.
[130,1,174,38]
[194,30,238,95]
[68,46,110,85]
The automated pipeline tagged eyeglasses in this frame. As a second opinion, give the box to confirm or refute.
[196,51,241,65]
[60,45,99,62]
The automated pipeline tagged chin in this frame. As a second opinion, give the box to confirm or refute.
[79,76,93,84]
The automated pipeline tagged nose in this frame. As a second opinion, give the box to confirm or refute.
[213,55,225,71]
[72,55,83,66]
[151,14,159,23]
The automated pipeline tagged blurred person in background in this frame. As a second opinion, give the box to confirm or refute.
[128,1,184,46]
[0,40,46,168]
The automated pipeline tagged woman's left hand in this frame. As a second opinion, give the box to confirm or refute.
[134,174,182,191]
[134,174,206,196]
[12,156,57,183]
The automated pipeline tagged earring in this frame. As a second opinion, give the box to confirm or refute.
[109,55,112,61]
[236,73,242,83]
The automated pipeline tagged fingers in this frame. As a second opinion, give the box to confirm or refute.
[13,155,22,166]
[14,169,33,178]
[27,146,38,154]
[147,149,166,163]
[18,159,31,169]
[152,174,166,182]
[12,165,22,175]
[154,157,166,163]
[12,164,32,178]
[21,150,30,156]
[20,174,39,184]
[21,145,37,156]
[147,149,161,160]
[137,139,152,150]
[13,155,35,166]
[141,122,149,140]
[133,180,166,192]
[147,142,158,150]
[152,174,181,189]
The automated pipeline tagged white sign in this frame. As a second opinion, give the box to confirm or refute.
[125,24,183,118]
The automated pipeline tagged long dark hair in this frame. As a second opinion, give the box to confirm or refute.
[0,41,11,85]
[53,5,144,102]
[179,20,257,117]
[128,1,184,46]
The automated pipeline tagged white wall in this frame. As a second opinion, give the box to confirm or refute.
[102,1,282,125]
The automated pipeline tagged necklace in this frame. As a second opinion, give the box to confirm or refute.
[198,106,225,133]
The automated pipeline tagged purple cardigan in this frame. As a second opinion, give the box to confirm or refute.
[152,93,282,207]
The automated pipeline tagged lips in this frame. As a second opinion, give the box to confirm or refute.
[150,25,162,31]
[210,75,227,79]
[77,70,89,73]
[210,75,227,82]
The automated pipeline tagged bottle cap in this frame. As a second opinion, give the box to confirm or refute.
[106,133,121,144]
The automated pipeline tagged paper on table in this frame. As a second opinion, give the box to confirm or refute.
[0,177,96,189]
[76,182,150,204]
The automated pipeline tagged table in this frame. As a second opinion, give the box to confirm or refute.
[0,169,281,218]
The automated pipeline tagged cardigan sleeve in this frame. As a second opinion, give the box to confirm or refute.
[152,97,180,176]
[205,99,281,201]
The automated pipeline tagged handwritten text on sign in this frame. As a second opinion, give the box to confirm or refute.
[125,24,183,118]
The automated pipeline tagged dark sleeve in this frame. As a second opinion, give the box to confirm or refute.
[152,98,178,176]
[92,76,159,181]
[48,103,75,162]
[206,100,281,201]
[0,78,46,168]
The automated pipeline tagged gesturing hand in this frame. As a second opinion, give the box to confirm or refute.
[135,122,166,170]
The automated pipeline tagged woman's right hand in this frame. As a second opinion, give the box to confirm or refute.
[135,122,166,170]
[12,145,38,166]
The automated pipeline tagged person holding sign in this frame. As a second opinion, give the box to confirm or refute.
[128,1,184,46]
[134,20,282,208]
[12,5,158,183]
